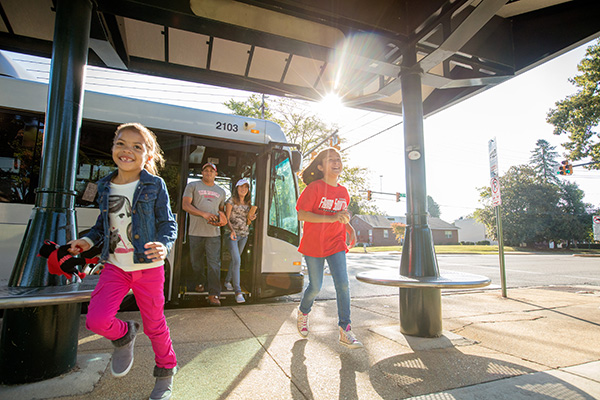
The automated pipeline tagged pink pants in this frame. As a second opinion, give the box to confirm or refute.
[86,263,177,369]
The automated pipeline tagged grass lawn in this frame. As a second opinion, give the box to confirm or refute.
[348,244,600,255]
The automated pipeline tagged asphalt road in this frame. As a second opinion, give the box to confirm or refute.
[288,252,600,302]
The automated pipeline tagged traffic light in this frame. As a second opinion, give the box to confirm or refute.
[395,192,400,202]
[558,160,573,175]
[367,190,372,200]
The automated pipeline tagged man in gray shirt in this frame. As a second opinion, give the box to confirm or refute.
[182,162,226,306]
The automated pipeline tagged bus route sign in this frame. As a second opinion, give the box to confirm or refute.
[594,216,600,241]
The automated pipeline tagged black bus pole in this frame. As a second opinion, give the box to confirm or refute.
[0,0,93,383]
[398,45,442,338]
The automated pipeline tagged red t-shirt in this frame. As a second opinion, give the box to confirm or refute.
[296,179,349,257]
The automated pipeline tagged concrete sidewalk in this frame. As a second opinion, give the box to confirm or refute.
[1,286,599,399]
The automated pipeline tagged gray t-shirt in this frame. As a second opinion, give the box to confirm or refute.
[183,180,226,237]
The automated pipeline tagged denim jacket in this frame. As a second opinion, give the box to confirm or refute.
[85,169,178,264]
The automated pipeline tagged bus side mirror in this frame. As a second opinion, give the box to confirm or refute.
[291,150,302,172]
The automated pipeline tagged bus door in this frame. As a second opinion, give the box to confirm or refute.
[173,136,261,303]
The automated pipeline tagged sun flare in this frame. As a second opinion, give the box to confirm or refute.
[318,92,344,117]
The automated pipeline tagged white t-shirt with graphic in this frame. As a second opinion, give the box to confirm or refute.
[107,180,163,271]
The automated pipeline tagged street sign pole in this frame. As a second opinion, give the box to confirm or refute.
[489,138,507,298]
[496,205,507,297]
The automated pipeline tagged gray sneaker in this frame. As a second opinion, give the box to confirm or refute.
[235,293,245,303]
[150,366,177,400]
[297,308,309,338]
[339,325,363,349]
[111,320,140,377]
[150,376,173,400]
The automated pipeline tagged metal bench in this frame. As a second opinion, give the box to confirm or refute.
[356,269,491,337]
[356,269,491,289]
[0,275,99,309]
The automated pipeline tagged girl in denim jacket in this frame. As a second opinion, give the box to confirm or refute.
[69,123,177,400]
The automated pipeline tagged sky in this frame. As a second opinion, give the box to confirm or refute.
[328,40,599,222]
[5,39,599,222]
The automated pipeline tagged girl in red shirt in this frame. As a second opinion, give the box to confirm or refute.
[296,147,362,348]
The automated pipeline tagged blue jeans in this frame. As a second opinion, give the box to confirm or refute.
[225,235,248,293]
[189,236,221,296]
[299,251,351,329]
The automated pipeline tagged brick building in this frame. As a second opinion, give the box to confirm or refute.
[386,216,459,245]
[350,215,399,246]
[428,217,459,245]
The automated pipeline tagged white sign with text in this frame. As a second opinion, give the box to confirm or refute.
[489,138,501,206]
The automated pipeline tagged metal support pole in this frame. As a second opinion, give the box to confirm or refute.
[398,46,442,338]
[495,205,507,297]
[0,0,92,384]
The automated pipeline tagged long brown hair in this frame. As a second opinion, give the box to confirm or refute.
[300,147,341,186]
[114,122,165,175]
[232,181,251,205]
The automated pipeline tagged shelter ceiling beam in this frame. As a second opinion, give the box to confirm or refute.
[342,0,510,108]
[127,55,319,101]
[417,0,508,73]
[89,11,128,69]
[97,0,334,64]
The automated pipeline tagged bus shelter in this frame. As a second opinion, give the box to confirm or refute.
[0,0,599,383]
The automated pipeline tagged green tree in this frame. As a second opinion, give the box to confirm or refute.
[553,181,594,245]
[273,98,337,155]
[391,222,406,244]
[225,95,334,156]
[225,95,381,215]
[529,139,560,184]
[341,165,383,216]
[224,94,280,122]
[347,194,382,216]
[547,41,600,167]
[474,165,593,246]
[427,195,441,218]
[475,165,558,246]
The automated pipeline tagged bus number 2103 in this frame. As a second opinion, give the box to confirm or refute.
[216,122,238,132]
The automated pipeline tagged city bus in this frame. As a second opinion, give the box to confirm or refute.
[0,74,303,305]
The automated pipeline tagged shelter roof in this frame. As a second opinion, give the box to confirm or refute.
[0,0,598,116]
